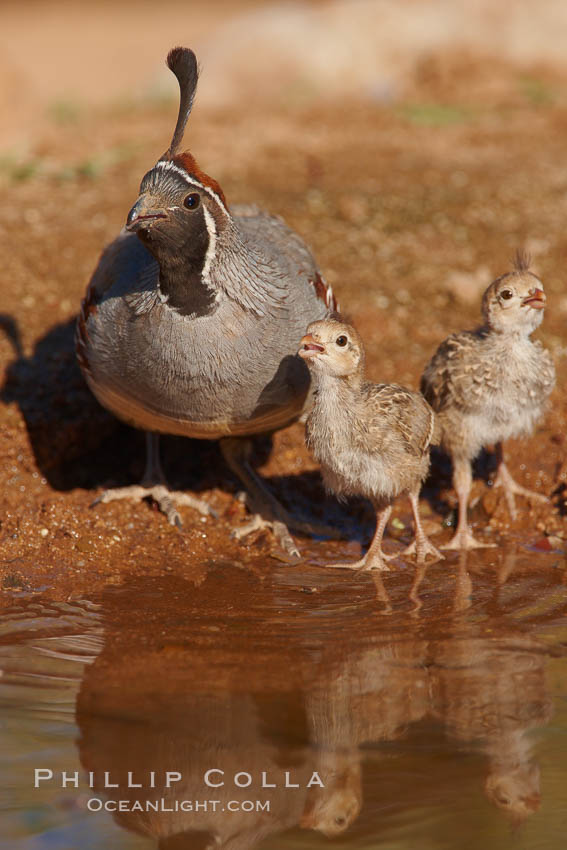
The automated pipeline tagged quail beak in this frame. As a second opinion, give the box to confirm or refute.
[126,197,168,232]
[299,334,325,359]
[522,288,546,310]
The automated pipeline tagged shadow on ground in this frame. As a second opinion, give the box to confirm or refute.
[1,314,366,541]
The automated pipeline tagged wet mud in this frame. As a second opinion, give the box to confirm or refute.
[2,93,567,596]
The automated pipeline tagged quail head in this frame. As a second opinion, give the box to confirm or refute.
[299,318,442,571]
[76,47,338,557]
[421,255,555,550]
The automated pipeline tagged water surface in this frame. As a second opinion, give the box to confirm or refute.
[1,551,567,849]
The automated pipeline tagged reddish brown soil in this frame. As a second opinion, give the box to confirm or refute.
[2,20,567,601]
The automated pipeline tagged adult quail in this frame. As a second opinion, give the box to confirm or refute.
[299,318,442,570]
[76,47,337,556]
[421,256,555,550]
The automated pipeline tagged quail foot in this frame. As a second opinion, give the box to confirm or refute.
[76,47,338,555]
[421,255,555,551]
[299,319,442,571]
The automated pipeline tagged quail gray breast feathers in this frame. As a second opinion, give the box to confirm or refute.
[299,319,442,571]
[76,47,337,556]
[420,255,555,550]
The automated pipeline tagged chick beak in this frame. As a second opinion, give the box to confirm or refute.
[299,334,325,359]
[522,288,546,310]
[522,793,541,811]
[126,197,168,232]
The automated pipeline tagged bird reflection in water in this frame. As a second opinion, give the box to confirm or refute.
[75,554,562,847]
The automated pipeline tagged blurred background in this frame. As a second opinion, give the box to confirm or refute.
[5,0,567,145]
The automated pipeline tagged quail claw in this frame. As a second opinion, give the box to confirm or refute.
[92,483,216,525]
[231,514,301,559]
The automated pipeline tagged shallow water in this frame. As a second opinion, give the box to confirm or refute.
[1,551,567,849]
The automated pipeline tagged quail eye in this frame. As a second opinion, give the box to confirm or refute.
[183,193,200,210]
[336,335,348,347]
[500,289,513,300]
[335,816,347,826]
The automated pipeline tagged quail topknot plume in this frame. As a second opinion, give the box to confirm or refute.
[76,47,338,556]
[299,318,442,571]
[421,254,555,550]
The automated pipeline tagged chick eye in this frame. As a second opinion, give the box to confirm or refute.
[336,335,348,347]
[500,289,513,300]
[183,193,200,210]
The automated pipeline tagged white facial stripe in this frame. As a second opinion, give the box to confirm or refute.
[201,205,217,287]
[155,202,219,320]
[155,160,229,217]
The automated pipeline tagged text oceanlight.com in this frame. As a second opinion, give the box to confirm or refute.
[86,799,270,813]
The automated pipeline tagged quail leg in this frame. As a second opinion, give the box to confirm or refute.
[493,442,548,519]
[329,504,394,571]
[93,432,215,527]
[443,456,496,550]
[402,488,444,563]
[220,437,340,558]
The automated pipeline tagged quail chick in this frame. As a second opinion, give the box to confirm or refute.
[76,47,337,556]
[421,256,555,550]
[299,319,442,570]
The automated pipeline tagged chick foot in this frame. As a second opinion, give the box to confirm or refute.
[327,553,393,572]
[328,504,394,571]
[403,490,444,563]
[403,536,444,563]
[442,527,497,551]
[93,433,215,528]
[441,458,496,550]
[493,459,548,520]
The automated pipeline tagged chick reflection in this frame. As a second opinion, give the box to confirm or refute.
[75,561,559,847]
[428,554,553,821]
[302,634,428,836]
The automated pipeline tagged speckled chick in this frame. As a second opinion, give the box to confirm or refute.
[299,319,442,571]
[421,257,555,550]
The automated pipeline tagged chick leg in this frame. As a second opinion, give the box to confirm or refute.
[329,504,393,571]
[443,456,496,550]
[220,437,339,558]
[403,488,444,563]
[93,432,215,527]
[493,442,548,519]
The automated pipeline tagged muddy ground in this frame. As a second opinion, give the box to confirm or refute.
[2,3,567,601]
